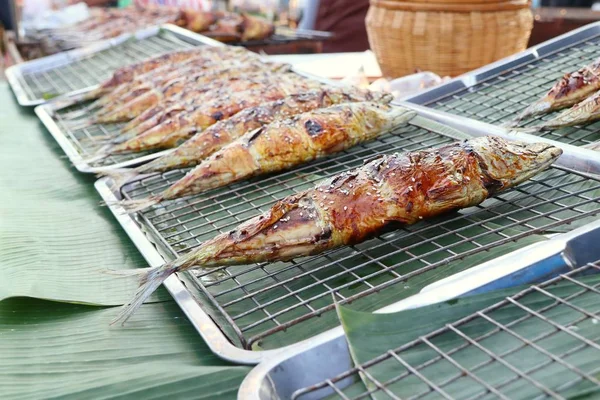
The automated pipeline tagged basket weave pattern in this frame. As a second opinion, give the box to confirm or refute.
[366,0,533,77]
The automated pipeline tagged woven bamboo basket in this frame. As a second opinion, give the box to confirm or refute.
[366,0,533,77]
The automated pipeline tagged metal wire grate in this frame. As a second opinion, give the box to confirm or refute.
[423,34,600,147]
[121,123,600,350]
[294,262,600,400]
[50,102,160,168]
[15,32,197,103]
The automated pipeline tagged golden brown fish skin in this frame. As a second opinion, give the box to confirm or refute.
[112,136,562,324]
[512,58,600,123]
[95,62,291,123]
[132,88,394,175]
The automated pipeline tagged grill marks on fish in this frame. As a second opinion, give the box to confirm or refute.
[112,136,562,325]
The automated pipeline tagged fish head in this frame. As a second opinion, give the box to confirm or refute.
[469,136,562,192]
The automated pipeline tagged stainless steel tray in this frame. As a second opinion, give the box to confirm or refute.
[405,21,600,148]
[34,69,337,173]
[239,220,600,399]
[6,24,223,107]
[96,104,600,364]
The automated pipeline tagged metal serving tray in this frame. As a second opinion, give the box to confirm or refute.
[239,222,600,399]
[405,21,600,148]
[6,24,223,107]
[96,104,600,365]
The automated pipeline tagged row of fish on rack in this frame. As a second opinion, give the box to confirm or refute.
[59,45,565,324]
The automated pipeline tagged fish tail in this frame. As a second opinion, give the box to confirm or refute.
[94,109,133,124]
[99,168,142,190]
[64,119,95,130]
[77,151,110,167]
[110,264,178,325]
[117,195,162,214]
[82,86,108,101]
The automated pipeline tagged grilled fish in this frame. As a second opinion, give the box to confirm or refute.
[510,57,600,125]
[112,136,562,324]
[117,102,415,213]
[102,88,393,188]
[94,62,292,123]
[86,46,250,99]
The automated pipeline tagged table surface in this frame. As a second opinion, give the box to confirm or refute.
[0,82,250,399]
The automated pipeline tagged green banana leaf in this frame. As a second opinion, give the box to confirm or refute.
[1,84,248,398]
[0,297,250,400]
[0,90,169,305]
[336,274,600,400]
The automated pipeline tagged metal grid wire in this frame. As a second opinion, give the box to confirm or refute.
[16,32,197,103]
[120,122,600,350]
[423,33,600,147]
[294,262,600,400]
[50,102,159,168]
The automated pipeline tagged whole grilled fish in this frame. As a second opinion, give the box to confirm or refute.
[112,136,562,324]
[94,62,292,123]
[102,87,393,188]
[117,102,415,213]
[510,57,600,125]
[86,46,250,99]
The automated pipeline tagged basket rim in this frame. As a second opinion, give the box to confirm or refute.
[370,0,531,12]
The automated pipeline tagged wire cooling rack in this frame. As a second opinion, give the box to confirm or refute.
[119,116,600,351]
[294,262,600,400]
[415,31,600,147]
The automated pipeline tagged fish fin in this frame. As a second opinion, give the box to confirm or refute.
[64,119,95,131]
[110,264,178,325]
[98,168,141,190]
[116,196,162,214]
[76,149,111,168]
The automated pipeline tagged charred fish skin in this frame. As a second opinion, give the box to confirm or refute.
[512,58,600,124]
[132,87,394,175]
[112,136,562,324]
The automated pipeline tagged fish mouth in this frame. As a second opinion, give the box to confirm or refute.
[505,142,563,186]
